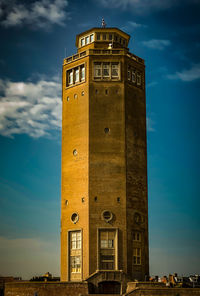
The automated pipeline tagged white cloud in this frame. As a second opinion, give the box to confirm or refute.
[121,21,147,33]
[147,117,155,132]
[0,236,59,279]
[98,0,199,13]
[0,0,69,29]
[167,63,200,81]
[0,78,62,138]
[142,39,171,50]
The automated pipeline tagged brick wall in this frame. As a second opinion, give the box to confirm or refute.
[5,281,89,296]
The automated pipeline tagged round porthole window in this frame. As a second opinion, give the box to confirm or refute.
[102,210,113,222]
[73,149,77,156]
[71,212,79,224]
[67,96,70,101]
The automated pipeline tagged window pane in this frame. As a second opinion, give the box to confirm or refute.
[128,70,131,80]
[97,34,100,40]
[108,239,114,248]
[81,38,85,46]
[103,34,106,40]
[75,68,79,82]
[137,73,141,85]
[111,63,119,77]
[101,240,107,248]
[94,63,101,77]
[68,70,73,84]
[90,34,94,42]
[109,34,112,40]
[81,66,85,81]
[103,63,110,77]
[86,36,89,44]
[132,71,136,82]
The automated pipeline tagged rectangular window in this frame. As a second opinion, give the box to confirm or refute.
[71,231,81,249]
[109,34,113,40]
[115,35,118,42]
[111,63,119,78]
[133,248,141,265]
[69,230,82,278]
[90,34,94,42]
[103,63,110,77]
[128,70,131,81]
[70,256,81,273]
[137,73,142,85]
[80,65,85,81]
[99,230,116,270]
[68,70,73,85]
[133,231,141,241]
[103,34,107,40]
[94,62,101,77]
[86,36,89,44]
[81,38,85,47]
[132,71,136,83]
[97,33,100,40]
[75,68,79,83]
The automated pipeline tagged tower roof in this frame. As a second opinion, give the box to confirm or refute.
[75,27,130,48]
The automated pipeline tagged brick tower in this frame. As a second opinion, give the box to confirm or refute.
[61,27,149,293]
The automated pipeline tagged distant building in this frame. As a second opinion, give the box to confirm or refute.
[61,26,149,293]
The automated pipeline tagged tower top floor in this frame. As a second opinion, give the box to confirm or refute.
[75,27,130,52]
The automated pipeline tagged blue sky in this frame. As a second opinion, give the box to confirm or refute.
[0,0,200,280]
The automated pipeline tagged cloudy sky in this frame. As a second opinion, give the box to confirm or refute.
[0,0,199,280]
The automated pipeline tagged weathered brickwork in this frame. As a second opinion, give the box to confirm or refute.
[5,282,89,296]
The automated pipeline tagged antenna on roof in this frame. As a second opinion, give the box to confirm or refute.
[101,18,106,28]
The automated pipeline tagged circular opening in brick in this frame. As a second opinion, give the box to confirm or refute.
[102,210,113,222]
[71,213,79,224]
[73,149,78,156]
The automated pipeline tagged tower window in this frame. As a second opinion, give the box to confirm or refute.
[128,70,131,81]
[94,62,120,80]
[109,34,113,40]
[133,248,141,265]
[73,149,77,156]
[90,34,94,42]
[71,231,81,249]
[70,256,81,273]
[104,127,110,134]
[81,38,85,47]
[71,212,79,224]
[66,64,85,87]
[68,70,73,85]
[81,91,84,96]
[103,34,107,40]
[102,210,113,222]
[75,68,79,83]
[111,63,119,77]
[117,197,120,203]
[133,231,141,241]
[94,62,101,77]
[69,230,82,278]
[86,36,89,44]
[103,63,110,77]
[99,229,116,270]
[80,65,85,81]
[137,73,142,85]
[97,33,100,40]
[132,71,136,83]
